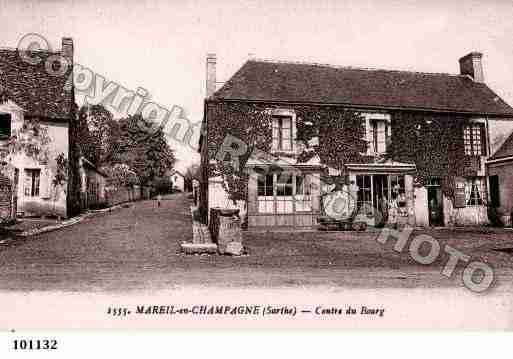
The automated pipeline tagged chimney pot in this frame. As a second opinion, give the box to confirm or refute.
[459,51,484,83]
[206,53,217,98]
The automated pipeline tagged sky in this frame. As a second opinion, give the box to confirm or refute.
[1,0,513,171]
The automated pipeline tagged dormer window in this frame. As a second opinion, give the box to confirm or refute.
[0,113,11,140]
[272,116,293,152]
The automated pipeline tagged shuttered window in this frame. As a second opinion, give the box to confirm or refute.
[0,113,11,140]
[489,175,500,207]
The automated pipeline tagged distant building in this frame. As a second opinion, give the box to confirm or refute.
[169,169,185,192]
[487,133,513,226]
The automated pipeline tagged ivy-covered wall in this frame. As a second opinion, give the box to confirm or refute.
[204,101,479,205]
[389,111,478,200]
[206,101,367,202]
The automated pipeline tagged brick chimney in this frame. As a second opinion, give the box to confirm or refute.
[459,52,484,83]
[61,37,74,62]
[206,53,216,98]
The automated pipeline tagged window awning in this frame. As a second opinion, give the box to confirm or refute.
[345,160,416,174]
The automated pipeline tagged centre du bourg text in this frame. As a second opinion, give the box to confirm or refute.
[119,305,386,317]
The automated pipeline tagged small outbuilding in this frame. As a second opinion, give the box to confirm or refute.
[79,156,107,210]
[486,134,513,226]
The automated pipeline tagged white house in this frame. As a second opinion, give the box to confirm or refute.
[0,38,75,218]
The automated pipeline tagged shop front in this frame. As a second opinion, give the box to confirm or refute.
[346,162,417,227]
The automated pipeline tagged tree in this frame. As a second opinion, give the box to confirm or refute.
[153,176,173,195]
[76,104,115,166]
[108,114,176,186]
[102,163,139,189]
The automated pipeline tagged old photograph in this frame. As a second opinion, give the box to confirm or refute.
[0,0,512,332]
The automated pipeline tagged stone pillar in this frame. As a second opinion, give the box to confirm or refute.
[414,186,429,227]
[405,174,415,226]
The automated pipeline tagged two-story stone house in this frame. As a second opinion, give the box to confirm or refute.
[0,38,75,218]
[200,53,513,229]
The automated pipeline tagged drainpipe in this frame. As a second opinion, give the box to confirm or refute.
[485,116,491,157]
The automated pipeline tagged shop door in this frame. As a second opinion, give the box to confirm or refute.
[427,179,444,226]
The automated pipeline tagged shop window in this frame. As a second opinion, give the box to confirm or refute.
[257,172,311,214]
[257,173,274,213]
[464,123,486,156]
[276,172,293,213]
[356,175,372,214]
[295,175,311,212]
[356,174,406,216]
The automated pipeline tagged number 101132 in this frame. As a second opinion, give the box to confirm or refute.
[13,339,58,350]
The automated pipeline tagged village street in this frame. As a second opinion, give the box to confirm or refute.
[0,193,512,294]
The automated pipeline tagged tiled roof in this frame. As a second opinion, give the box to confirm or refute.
[0,48,73,121]
[214,59,513,116]
[490,133,513,160]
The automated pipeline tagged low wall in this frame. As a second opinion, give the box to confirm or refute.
[105,185,153,206]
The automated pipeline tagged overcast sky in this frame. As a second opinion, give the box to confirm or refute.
[1,0,513,170]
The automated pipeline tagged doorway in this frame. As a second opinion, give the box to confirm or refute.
[427,178,444,226]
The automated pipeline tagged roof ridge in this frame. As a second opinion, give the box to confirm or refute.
[0,46,61,55]
[249,57,464,78]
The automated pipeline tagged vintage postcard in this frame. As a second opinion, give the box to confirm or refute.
[0,0,513,342]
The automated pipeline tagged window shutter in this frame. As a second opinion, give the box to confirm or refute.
[454,177,466,208]
[480,124,487,155]
[377,121,387,153]
[247,172,258,214]
[24,171,31,197]
[40,168,51,199]
[489,175,500,207]
[271,118,279,150]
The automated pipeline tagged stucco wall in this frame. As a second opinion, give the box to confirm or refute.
[0,102,70,218]
[443,195,488,226]
[414,187,429,227]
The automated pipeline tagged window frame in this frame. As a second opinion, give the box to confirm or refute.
[464,123,486,156]
[366,115,391,155]
[24,169,41,197]
[464,177,487,207]
[271,115,294,152]
[256,172,312,214]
